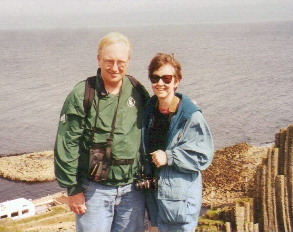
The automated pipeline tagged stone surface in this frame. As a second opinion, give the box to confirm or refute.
[0,151,55,182]
[202,143,269,207]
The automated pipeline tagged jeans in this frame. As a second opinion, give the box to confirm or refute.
[76,179,145,232]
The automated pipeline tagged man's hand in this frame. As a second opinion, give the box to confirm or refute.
[68,192,87,214]
[151,150,168,168]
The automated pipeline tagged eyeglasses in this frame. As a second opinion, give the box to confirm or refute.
[149,74,174,84]
[100,56,128,68]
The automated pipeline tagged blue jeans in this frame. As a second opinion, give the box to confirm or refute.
[76,179,145,232]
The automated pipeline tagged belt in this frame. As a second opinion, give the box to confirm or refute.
[110,159,134,166]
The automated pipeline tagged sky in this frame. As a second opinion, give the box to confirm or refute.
[0,0,293,29]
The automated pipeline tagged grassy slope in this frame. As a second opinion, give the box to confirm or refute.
[0,205,75,232]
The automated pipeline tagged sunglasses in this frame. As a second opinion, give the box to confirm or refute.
[149,75,174,84]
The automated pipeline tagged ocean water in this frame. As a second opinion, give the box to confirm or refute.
[0,21,292,202]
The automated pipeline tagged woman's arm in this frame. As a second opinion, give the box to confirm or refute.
[165,111,214,173]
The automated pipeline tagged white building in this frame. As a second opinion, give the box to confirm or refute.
[0,198,35,220]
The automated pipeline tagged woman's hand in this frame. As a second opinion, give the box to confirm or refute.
[151,150,168,168]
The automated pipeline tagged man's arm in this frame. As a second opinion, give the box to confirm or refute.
[54,113,85,195]
[54,81,88,195]
[54,96,87,214]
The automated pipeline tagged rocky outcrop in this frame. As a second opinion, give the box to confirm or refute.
[0,151,55,182]
[202,143,268,207]
[254,124,293,232]
[201,124,293,232]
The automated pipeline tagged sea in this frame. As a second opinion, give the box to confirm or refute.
[0,21,292,202]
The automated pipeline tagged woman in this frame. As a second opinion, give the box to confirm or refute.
[142,53,214,232]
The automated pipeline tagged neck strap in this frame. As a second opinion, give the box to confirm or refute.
[92,80,123,155]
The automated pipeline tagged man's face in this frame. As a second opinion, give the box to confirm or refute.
[97,41,130,86]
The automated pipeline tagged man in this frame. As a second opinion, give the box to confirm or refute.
[54,32,149,232]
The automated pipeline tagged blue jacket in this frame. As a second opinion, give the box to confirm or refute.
[142,93,214,225]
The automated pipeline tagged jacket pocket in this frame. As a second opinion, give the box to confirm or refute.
[157,168,196,200]
[158,185,188,200]
[157,197,198,224]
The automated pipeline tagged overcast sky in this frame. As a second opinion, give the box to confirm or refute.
[1,0,293,29]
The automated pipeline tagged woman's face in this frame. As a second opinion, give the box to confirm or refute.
[152,64,179,99]
[151,64,179,100]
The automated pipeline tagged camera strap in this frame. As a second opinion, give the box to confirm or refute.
[105,82,122,160]
[92,79,123,155]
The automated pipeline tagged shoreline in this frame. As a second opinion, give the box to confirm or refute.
[0,142,271,207]
[0,142,272,231]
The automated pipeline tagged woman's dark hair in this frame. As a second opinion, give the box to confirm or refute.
[148,53,182,81]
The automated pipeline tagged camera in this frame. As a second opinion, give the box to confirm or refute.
[134,176,158,191]
[88,142,109,182]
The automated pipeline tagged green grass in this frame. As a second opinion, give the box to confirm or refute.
[196,207,228,232]
[0,205,75,232]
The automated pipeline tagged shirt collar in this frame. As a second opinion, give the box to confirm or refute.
[169,95,180,113]
[156,95,180,113]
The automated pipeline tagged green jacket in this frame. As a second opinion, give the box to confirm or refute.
[54,72,149,196]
